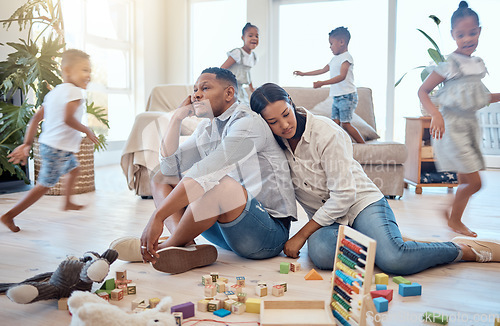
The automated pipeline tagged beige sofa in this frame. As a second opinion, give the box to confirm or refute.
[121,85,407,198]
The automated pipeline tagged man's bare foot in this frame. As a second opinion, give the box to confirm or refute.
[64,203,85,211]
[1,215,20,232]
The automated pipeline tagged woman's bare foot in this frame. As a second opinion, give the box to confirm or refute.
[64,203,85,211]
[443,209,477,237]
[1,215,20,232]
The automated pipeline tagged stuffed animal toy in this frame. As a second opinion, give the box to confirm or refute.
[0,249,118,304]
[68,291,177,326]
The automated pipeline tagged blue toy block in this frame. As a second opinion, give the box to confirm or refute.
[213,308,231,317]
[373,297,388,313]
[376,284,387,290]
[399,282,422,297]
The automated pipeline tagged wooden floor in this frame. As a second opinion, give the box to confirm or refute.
[1,165,499,326]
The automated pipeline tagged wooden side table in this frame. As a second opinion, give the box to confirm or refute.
[404,117,458,194]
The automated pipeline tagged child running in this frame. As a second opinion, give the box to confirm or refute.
[294,26,365,143]
[418,1,500,237]
[221,22,259,104]
[2,49,99,232]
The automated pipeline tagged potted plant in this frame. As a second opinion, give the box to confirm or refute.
[0,0,108,189]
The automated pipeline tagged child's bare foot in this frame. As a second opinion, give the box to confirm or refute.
[64,203,85,211]
[1,215,20,232]
[443,208,477,237]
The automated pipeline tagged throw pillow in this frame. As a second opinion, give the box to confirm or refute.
[310,97,380,142]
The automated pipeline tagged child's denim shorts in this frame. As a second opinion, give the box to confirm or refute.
[332,92,358,122]
[38,143,79,187]
[201,193,291,260]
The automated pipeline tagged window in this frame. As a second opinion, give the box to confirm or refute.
[62,0,134,141]
[394,0,500,142]
[190,0,247,82]
[274,0,389,138]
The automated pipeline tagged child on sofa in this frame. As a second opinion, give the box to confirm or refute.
[294,26,365,143]
[2,49,99,232]
[221,22,259,104]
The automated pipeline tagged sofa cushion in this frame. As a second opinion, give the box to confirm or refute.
[353,141,407,165]
[309,97,380,141]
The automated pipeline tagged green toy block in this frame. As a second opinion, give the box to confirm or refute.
[280,262,290,274]
[392,276,411,285]
[100,278,116,291]
[422,312,449,325]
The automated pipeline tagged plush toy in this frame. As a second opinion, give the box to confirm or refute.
[68,291,177,326]
[0,249,118,304]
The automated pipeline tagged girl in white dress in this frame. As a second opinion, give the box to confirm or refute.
[418,1,500,237]
[221,23,259,104]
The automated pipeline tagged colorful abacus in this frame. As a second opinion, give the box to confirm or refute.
[330,225,380,326]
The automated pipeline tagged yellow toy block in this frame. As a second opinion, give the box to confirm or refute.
[375,273,389,285]
[197,299,209,312]
[304,268,323,280]
[245,298,261,313]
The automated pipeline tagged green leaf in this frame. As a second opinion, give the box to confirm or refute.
[394,65,427,87]
[0,145,29,183]
[429,15,441,26]
[417,29,444,61]
[428,48,444,65]
[86,102,110,129]
[93,134,108,152]
[421,69,430,82]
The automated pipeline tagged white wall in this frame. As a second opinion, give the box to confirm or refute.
[0,0,29,61]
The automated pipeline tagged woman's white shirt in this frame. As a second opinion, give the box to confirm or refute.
[282,108,383,227]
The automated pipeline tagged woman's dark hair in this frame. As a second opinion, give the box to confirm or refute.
[242,22,258,36]
[250,83,306,149]
[451,1,479,29]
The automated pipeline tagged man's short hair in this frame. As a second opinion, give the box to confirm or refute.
[201,67,238,93]
[61,49,90,68]
[329,26,351,44]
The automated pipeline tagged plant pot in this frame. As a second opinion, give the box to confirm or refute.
[33,137,95,195]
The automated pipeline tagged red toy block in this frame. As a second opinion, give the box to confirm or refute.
[370,289,393,302]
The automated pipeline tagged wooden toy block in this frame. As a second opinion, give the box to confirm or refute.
[172,312,183,325]
[219,277,228,283]
[171,301,195,319]
[255,285,267,297]
[304,268,323,280]
[230,284,243,293]
[373,297,388,313]
[228,294,238,301]
[115,279,132,286]
[117,284,128,295]
[213,308,231,317]
[261,300,336,325]
[272,285,284,297]
[370,289,393,302]
[399,283,422,297]
[376,284,387,290]
[115,269,127,281]
[131,298,145,310]
[216,281,226,293]
[138,302,149,309]
[422,312,449,325]
[215,293,228,306]
[127,283,137,295]
[224,290,235,296]
[374,273,388,285]
[204,285,217,297]
[149,297,160,308]
[279,282,287,292]
[110,288,124,301]
[232,302,246,314]
[102,278,115,291]
[210,272,219,283]
[95,291,109,302]
[197,299,209,312]
[207,300,220,312]
[392,276,411,285]
[133,307,147,313]
[245,298,261,313]
[290,262,301,272]
[202,275,212,286]
[237,292,247,303]
[495,318,500,326]
[280,262,290,274]
[236,276,245,286]
[224,299,237,310]
[257,281,267,287]
[58,297,68,310]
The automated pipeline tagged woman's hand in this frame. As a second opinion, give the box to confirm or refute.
[140,215,164,264]
[430,113,445,139]
[284,234,307,258]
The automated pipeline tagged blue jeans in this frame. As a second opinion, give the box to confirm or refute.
[307,198,461,275]
[38,143,79,187]
[331,92,358,122]
[202,194,291,260]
